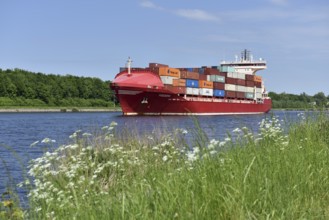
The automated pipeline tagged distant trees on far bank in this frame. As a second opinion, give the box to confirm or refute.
[0,68,115,107]
[268,91,329,109]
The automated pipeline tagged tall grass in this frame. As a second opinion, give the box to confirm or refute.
[18,112,329,219]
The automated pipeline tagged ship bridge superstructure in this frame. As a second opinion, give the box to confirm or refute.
[220,49,266,75]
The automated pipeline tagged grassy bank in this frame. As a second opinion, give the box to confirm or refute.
[3,113,329,219]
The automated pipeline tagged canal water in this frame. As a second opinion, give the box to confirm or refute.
[0,110,303,206]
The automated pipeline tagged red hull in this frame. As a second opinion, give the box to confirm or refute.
[111,71,272,116]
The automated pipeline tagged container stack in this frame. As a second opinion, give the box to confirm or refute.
[148,63,264,100]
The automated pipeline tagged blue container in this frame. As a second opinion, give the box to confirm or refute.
[198,68,205,74]
[186,79,199,88]
[186,68,194,72]
[213,89,225,97]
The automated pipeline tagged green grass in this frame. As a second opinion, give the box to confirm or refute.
[11,112,329,219]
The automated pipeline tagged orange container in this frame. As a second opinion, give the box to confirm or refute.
[254,75,262,82]
[199,80,213,89]
[172,79,186,87]
[158,67,180,77]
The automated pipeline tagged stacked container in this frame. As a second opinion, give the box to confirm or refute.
[150,63,264,100]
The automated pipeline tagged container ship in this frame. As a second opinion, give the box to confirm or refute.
[110,50,272,116]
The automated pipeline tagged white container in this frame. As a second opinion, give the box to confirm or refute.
[256,88,262,93]
[245,87,254,93]
[225,84,236,91]
[255,92,262,99]
[236,85,246,92]
[237,72,245,80]
[160,76,175,85]
[186,87,199,95]
[199,88,213,96]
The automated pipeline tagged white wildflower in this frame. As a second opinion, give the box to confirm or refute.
[162,155,168,162]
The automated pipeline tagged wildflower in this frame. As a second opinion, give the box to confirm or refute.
[233,128,241,133]
[41,138,56,143]
[82,132,92,137]
[30,140,39,147]
[3,200,13,208]
[162,155,168,162]
[110,121,118,127]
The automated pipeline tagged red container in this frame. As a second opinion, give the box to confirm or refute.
[225,91,236,98]
[236,79,245,86]
[213,82,225,90]
[199,74,207,80]
[219,72,227,77]
[180,71,199,80]
[245,80,255,87]
[255,81,262,88]
[204,68,220,75]
[236,91,245,99]
[245,74,255,81]
[226,77,237,84]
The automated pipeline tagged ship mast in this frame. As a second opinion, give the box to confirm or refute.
[126,57,133,75]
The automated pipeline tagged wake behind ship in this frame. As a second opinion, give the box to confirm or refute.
[110,50,272,116]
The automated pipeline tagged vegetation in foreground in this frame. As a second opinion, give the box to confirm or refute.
[2,112,329,219]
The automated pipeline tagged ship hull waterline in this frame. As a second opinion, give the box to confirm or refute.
[114,88,272,116]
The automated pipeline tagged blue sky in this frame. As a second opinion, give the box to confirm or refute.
[1,0,328,95]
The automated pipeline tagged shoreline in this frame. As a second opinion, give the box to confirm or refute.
[0,108,122,113]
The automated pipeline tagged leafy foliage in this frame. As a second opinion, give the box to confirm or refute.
[268,91,328,109]
[0,68,115,107]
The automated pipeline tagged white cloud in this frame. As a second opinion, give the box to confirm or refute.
[140,0,163,10]
[174,9,220,22]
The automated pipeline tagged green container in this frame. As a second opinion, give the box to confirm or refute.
[207,75,225,83]
[220,66,235,73]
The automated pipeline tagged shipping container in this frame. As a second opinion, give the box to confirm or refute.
[164,85,186,94]
[245,80,255,87]
[186,68,194,72]
[213,82,225,90]
[236,85,246,92]
[256,88,262,93]
[207,75,225,83]
[213,89,225,97]
[226,77,237,84]
[149,63,169,68]
[225,91,236,98]
[237,72,246,80]
[255,81,262,88]
[225,84,236,91]
[245,87,254,93]
[160,76,175,85]
[204,68,220,75]
[255,92,262,99]
[236,92,245,99]
[254,75,262,82]
[245,92,254,99]
[199,80,213,89]
[186,79,199,88]
[198,68,205,74]
[172,79,186,87]
[199,88,213,96]
[236,79,246,86]
[158,67,180,78]
[180,71,199,80]
[245,74,255,81]
[220,66,235,73]
[186,87,199,95]
[219,72,227,77]
[199,74,207,81]
[227,72,238,78]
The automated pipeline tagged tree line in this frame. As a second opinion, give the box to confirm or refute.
[268,91,329,109]
[0,68,115,107]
